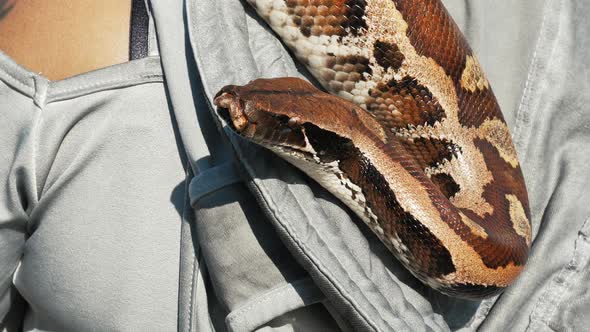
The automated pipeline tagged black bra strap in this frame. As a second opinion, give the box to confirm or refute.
[129,0,149,60]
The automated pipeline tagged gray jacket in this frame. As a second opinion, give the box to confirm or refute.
[173,0,590,330]
[2,0,588,330]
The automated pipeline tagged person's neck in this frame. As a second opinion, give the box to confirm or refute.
[0,0,132,81]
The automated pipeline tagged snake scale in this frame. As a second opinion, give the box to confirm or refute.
[213,0,531,299]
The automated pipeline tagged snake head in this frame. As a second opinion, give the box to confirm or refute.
[214,78,386,161]
[214,91,313,157]
[214,78,326,158]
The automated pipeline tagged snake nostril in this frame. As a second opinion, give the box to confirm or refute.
[214,92,248,132]
[213,92,232,108]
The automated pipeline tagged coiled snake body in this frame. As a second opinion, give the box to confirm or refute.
[214,0,531,299]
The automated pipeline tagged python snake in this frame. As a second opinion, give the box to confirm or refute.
[213,0,531,299]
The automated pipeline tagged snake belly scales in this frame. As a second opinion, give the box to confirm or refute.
[213,0,531,299]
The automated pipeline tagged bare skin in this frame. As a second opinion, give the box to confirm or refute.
[0,0,131,81]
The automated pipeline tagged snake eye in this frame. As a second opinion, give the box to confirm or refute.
[288,116,303,128]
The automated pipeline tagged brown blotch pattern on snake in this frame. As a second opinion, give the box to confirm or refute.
[286,0,367,37]
[430,173,460,199]
[392,0,471,81]
[373,40,405,71]
[398,136,461,170]
[456,83,504,128]
[299,124,457,278]
[368,76,445,130]
[323,55,372,93]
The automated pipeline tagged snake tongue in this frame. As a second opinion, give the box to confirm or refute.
[214,92,249,132]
